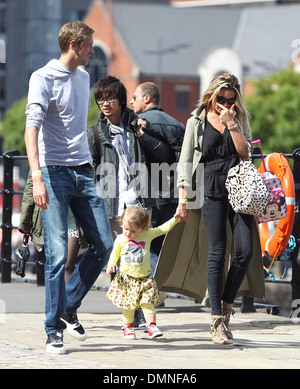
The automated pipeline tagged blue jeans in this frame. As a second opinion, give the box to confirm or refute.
[202,196,253,315]
[41,165,113,335]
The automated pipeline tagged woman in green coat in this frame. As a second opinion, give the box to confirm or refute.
[155,74,265,344]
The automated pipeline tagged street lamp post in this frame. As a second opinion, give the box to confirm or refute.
[144,39,189,101]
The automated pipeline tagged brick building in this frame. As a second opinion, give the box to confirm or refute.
[84,0,300,124]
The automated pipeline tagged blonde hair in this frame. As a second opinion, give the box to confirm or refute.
[58,20,95,54]
[199,73,251,133]
[120,206,151,230]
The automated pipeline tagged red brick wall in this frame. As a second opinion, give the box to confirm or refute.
[84,1,199,125]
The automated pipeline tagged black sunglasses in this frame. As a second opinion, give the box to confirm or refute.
[216,95,236,106]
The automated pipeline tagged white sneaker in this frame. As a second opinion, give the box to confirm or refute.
[61,311,87,341]
[147,323,163,339]
[123,324,136,339]
[46,331,66,354]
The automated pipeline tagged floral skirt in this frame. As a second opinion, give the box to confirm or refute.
[106,271,159,310]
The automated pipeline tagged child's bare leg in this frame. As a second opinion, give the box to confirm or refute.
[145,313,156,325]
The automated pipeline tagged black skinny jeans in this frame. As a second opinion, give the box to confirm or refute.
[202,196,253,315]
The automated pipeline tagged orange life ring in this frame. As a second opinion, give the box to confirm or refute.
[258,153,295,259]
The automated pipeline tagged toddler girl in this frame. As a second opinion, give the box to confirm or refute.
[106,206,178,339]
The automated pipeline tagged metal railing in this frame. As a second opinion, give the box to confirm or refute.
[1,148,300,313]
[0,150,45,284]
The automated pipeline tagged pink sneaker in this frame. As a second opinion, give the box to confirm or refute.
[123,324,136,339]
[147,322,163,339]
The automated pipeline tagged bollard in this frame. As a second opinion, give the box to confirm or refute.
[0,150,20,282]
[240,296,256,313]
[36,249,46,286]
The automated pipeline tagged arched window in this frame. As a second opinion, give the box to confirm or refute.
[86,46,108,87]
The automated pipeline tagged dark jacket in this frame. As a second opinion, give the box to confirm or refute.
[137,105,185,204]
[18,171,44,246]
[138,105,185,163]
[87,107,163,218]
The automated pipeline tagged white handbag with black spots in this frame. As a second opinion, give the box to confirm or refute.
[225,159,270,215]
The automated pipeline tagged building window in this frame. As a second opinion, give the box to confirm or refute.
[25,0,62,19]
[25,20,60,55]
[176,86,190,112]
[0,10,5,33]
[86,46,108,87]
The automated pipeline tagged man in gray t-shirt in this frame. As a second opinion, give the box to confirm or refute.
[25,21,113,355]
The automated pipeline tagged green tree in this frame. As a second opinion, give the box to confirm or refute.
[246,67,300,155]
[1,96,27,155]
[87,96,100,128]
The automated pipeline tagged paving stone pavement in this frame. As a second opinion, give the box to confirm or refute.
[1,281,300,372]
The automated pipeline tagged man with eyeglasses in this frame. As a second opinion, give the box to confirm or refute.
[88,75,170,228]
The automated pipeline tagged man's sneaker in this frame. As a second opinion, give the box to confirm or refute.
[123,324,136,339]
[147,322,163,339]
[133,308,147,329]
[61,310,87,341]
[46,331,66,354]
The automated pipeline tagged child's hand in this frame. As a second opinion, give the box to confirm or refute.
[106,265,115,275]
[175,204,189,222]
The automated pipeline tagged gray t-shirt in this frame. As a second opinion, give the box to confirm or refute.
[25,59,92,167]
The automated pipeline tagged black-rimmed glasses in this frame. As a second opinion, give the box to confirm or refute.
[97,96,117,105]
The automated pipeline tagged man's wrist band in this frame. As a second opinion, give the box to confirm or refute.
[179,198,188,204]
[32,170,42,177]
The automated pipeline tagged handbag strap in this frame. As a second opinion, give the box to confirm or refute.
[250,139,267,172]
[92,125,101,164]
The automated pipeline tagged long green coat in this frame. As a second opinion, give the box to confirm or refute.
[155,208,265,305]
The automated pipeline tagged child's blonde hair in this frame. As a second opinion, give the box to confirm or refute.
[120,206,151,230]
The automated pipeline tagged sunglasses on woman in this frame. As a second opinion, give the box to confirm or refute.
[216,95,236,106]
